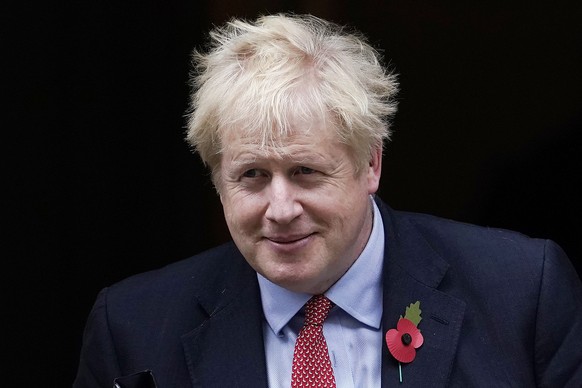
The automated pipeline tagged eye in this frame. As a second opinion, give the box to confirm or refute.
[242,169,261,178]
[297,166,316,175]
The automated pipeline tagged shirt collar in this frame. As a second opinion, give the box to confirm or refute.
[258,197,385,335]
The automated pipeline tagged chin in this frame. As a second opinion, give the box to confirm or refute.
[276,272,331,294]
[261,266,318,292]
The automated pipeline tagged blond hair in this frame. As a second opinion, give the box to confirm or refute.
[186,13,398,181]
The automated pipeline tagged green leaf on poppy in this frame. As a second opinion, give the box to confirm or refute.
[403,301,422,326]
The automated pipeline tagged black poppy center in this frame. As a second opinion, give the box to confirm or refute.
[401,333,412,346]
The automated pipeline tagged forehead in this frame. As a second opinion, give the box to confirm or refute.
[221,113,340,157]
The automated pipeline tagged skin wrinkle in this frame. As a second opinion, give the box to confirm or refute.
[219,112,381,295]
[185,14,396,297]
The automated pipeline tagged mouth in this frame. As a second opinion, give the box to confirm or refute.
[265,233,315,246]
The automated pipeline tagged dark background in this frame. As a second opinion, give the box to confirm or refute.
[6,1,581,386]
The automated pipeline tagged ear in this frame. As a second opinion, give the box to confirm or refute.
[366,146,382,194]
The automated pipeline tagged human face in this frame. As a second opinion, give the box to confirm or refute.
[218,118,382,294]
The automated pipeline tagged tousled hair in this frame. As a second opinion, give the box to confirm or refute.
[185,13,398,182]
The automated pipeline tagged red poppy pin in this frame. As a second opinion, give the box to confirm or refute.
[385,301,424,383]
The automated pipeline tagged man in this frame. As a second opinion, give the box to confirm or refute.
[74,14,582,387]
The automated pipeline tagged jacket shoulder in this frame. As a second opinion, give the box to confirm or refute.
[109,241,242,297]
[393,209,548,265]
[98,241,252,338]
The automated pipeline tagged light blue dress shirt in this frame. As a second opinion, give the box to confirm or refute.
[258,198,385,387]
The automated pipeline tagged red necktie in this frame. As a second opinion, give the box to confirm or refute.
[291,294,336,387]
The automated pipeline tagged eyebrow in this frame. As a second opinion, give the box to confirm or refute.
[229,151,329,167]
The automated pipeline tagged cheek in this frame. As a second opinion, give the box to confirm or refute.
[331,190,370,231]
[222,194,263,230]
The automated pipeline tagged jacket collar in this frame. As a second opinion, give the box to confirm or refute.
[377,199,466,387]
[181,199,466,387]
[181,243,268,388]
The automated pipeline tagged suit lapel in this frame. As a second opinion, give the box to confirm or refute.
[181,247,268,388]
[378,200,466,387]
[180,201,466,387]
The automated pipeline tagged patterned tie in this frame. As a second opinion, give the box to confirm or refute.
[291,294,336,387]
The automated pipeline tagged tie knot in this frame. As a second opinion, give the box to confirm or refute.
[304,294,332,326]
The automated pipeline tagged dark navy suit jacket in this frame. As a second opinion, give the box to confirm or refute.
[74,199,582,387]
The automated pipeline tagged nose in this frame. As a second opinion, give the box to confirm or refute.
[264,176,303,224]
